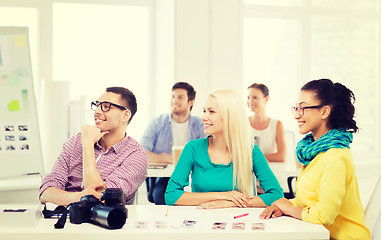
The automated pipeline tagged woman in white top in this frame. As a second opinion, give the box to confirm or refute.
[247,83,286,162]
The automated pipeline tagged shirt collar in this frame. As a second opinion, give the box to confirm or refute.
[168,114,194,125]
[94,133,129,154]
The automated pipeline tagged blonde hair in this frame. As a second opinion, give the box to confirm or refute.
[209,89,254,195]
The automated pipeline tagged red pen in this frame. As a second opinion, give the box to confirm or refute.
[234,213,249,219]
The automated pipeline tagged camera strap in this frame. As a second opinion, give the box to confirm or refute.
[42,205,69,229]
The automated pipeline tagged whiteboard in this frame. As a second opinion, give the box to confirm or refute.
[0,27,44,178]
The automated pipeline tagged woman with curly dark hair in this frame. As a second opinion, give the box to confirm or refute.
[260,79,370,240]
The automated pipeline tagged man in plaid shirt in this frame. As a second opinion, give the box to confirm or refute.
[40,87,147,206]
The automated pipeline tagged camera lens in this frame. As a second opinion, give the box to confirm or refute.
[90,205,127,229]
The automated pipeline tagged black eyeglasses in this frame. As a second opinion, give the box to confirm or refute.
[292,105,324,116]
[91,101,128,112]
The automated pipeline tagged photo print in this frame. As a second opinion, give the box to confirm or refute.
[181,220,197,228]
[6,145,15,151]
[5,135,15,141]
[212,222,227,230]
[20,144,29,150]
[4,125,14,131]
[18,125,28,131]
[19,135,27,141]
[232,222,246,230]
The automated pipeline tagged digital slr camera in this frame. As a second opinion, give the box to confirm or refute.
[69,188,128,229]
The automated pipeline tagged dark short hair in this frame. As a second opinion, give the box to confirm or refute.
[172,82,196,110]
[301,79,358,133]
[247,83,269,97]
[106,86,137,123]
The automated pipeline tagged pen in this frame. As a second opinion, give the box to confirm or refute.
[234,213,249,219]
[165,208,168,217]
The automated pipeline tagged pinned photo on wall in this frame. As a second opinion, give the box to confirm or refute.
[6,145,16,151]
[18,125,28,131]
[5,135,15,141]
[19,135,27,141]
[20,144,29,150]
[5,125,15,131]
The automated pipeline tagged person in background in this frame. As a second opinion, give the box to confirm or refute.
[140,82,205,205]
[40,87,147,206]
[247,83,286,162]
[165,89,283,208]
[260,79,371,240]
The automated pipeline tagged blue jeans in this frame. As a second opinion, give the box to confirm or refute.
[147,177,169,205]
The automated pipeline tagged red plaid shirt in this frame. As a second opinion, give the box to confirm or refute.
[40,133,147,204]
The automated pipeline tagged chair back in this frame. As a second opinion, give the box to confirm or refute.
[284,130,297,168]
[365,174,381,238]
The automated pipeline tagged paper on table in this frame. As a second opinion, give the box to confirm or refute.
[0,205,42,227]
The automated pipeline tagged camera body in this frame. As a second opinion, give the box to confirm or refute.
[69,188,128,229]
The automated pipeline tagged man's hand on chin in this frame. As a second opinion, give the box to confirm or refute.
[81,125,109,146]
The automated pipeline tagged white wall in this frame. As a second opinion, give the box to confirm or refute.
[175,0,244,116]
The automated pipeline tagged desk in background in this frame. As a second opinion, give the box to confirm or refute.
[147,164,175,178]
[0,204,329,240]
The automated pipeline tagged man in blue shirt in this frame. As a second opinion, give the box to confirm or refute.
[140,82,206,205]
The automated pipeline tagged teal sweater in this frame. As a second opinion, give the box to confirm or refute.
[165,137,283,206]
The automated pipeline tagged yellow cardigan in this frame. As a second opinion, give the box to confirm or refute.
[290,148,371,240]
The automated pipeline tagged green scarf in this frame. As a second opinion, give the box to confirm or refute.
[296,128,353,166]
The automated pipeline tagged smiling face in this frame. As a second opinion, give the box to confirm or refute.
[294,90,331,140]
[170,88,194,115]
[94,92,130,133]
[202,96,224,136]
[247,87,268,113]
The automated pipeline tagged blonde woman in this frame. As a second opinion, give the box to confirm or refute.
[165,89,283,208]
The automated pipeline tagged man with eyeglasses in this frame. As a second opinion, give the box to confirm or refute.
[140,82,206,205]
[39,87,147,206]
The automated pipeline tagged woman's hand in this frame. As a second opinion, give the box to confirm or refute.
[272,198,293,213]
[259,205,284,219]
[197,200,236,209]
[219,190,253,207]
[272,198,303,220]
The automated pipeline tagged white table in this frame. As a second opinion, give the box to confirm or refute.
[0,204,329,240]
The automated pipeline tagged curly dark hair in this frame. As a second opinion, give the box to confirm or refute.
[301,79,358,133]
